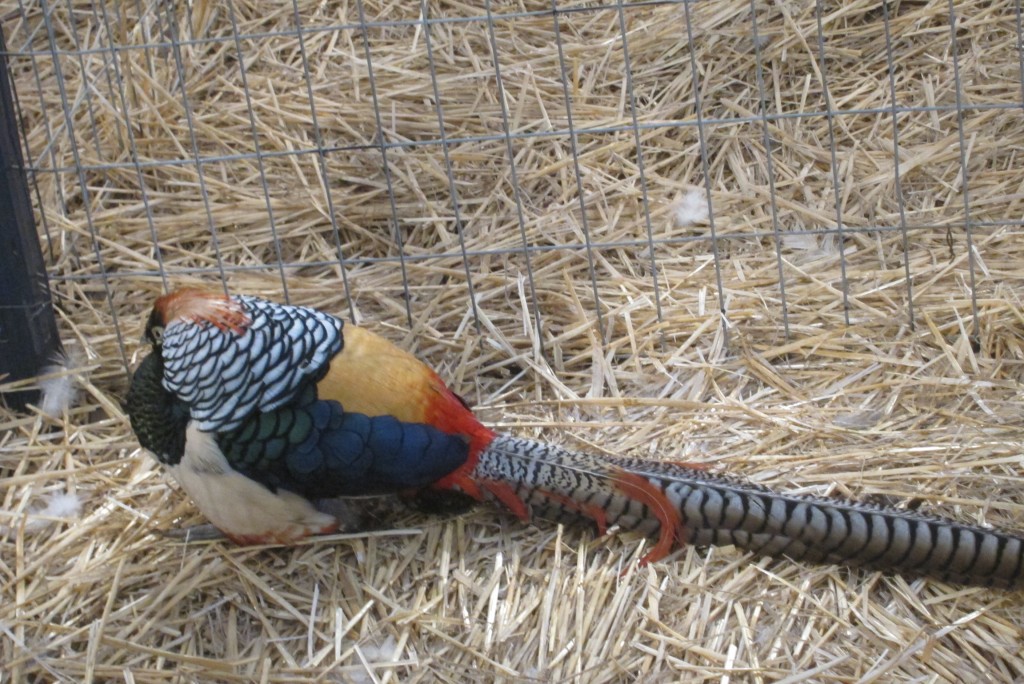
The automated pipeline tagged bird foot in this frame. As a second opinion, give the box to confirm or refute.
[155,524,225,542]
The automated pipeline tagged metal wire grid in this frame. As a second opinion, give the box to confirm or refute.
[3,0,1023,370]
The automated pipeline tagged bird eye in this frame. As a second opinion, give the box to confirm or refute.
[150,326,164,344]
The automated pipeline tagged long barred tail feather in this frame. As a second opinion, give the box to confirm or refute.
[472,434,1024,588]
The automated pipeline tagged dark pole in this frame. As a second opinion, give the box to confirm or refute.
[0,26,62,411]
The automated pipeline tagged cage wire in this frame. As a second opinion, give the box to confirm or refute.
[4,0,1020,365]
[2,0,1024,681]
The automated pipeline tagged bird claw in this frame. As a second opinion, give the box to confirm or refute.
[313,497,364,531]
[155,524,225,542]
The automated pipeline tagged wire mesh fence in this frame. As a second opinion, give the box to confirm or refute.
[2,0,1023,373]
[4,3,1024,680]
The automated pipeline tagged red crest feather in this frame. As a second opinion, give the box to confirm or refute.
[153,288,250,334]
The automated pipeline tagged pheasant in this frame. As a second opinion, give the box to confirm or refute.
[125,288,1024,588]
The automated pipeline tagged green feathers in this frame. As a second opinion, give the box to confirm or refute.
[125,353,190,465]
[219,384,320,470]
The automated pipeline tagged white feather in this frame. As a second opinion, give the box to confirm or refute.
[38,357,78,418]
[42,492,83,517]
[781,232,820,252]
[361,635,398,661]
[346,636,401,684]
[672,189,710,227]
[23,491,84,532]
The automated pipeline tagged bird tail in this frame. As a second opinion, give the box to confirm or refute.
[469,434,1023,588]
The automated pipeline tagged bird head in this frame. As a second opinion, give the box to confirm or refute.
[143,305,166,349]
[143,288,251,349]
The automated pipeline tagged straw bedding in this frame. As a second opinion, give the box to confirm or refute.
[1,0,1023,681]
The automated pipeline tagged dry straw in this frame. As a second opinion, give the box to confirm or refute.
[2,0,1023,681]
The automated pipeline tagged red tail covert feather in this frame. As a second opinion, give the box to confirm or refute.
[421,370,497,495]
[609,469,686,565]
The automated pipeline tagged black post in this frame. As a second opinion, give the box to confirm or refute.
[0,26,62,410]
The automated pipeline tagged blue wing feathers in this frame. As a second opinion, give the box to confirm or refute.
[218,390,469,499]
[305,403,469,495]
[365,415,403,460]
